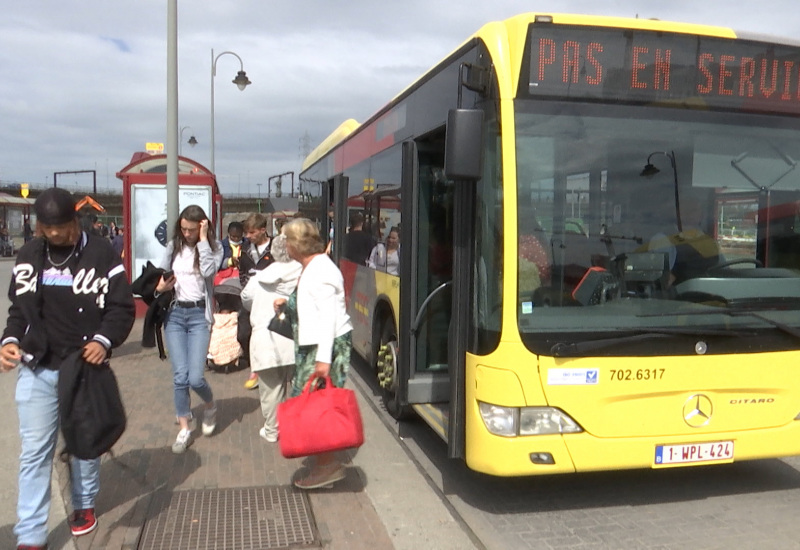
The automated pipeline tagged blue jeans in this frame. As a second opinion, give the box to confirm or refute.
[15,365,100,547]
[164,306,214,418]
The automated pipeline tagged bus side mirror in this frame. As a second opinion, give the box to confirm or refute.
[444,109,484,181]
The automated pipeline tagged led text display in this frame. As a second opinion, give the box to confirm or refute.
[525,26,800,115]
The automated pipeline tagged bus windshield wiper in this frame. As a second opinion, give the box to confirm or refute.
[726,310,800,340]
[639,308,800,341]
[550,327,748,357]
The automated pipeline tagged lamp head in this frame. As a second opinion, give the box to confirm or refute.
[640,163,660,178]
[233,70,251,91]
[188,135,198,147]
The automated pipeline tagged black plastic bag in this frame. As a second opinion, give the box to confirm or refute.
[268,309,293,340]
[58,351,126,459]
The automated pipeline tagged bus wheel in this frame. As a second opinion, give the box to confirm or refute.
[376,324,411,419]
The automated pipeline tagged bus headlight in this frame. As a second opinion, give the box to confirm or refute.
[478,402,518,437]
[519,407,582,435]
[479,402,583,437]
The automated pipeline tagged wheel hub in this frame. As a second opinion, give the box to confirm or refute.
[376,342,398,391]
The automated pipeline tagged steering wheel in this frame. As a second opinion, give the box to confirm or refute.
[565,220,587,236]
[706,258,763,273]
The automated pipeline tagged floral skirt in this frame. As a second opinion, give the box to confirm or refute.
[291,332,352,397]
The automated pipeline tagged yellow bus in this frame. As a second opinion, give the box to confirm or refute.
[298,13,800,476]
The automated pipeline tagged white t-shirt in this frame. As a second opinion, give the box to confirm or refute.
[173,245,204,301]
[368,243,400,275]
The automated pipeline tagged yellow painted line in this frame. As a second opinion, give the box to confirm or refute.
[412,404,449,442]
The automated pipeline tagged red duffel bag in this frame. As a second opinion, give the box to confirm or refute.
[277,375,364,458]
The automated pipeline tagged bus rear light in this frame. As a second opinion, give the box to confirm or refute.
[479,402,583,436]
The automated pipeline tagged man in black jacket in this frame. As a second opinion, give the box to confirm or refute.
[343,211,375,266]
[0,188,135,550]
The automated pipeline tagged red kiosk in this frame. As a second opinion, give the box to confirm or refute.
[116,153,222,314]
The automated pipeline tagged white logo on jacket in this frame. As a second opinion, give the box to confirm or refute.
[14,264,109,307]
[73,268,109,295]
[12,264,37,295]
[73,268,109,309]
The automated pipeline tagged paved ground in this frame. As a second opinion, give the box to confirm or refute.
[0,310,477,550]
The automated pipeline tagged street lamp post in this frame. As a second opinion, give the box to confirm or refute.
[256,183,262,213]
[179,126,198,156]
[166,0,179,240]
[210,48,251,175]
[640,150,681,231]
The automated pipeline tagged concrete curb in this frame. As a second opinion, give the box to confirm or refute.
[348,373,479,550]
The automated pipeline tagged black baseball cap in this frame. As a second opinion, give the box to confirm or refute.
[34,188,77,226]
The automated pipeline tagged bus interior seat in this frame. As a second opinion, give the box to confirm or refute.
[616,252,670,298]
[571,266,618,305]
[550,232,611,292]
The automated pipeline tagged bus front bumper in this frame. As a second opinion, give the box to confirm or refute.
[465,417,800,477]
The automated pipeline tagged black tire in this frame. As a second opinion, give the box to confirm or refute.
[376,320,412,420]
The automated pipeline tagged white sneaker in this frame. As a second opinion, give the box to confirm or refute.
[202,404,217,436]
[259,427,278,443]
[172,429,192,454]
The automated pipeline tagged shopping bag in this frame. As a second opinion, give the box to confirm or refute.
[277,375,364,458]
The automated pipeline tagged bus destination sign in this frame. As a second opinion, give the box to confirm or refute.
[525,26,800,115]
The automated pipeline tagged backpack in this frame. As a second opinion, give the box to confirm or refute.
[58,350,127,460]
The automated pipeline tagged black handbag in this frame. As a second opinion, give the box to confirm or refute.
[268,310,293,340]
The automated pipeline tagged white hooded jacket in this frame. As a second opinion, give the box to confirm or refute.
[240,259,302,370]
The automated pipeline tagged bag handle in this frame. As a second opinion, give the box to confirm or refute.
[302,374,333,393]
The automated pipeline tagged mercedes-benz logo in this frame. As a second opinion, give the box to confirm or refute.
[683,394,713,428]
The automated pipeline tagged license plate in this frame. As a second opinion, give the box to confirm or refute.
[654,440,734,466]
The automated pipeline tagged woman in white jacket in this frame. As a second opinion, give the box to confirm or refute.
[240,233,302,443]
[277,217,353,490]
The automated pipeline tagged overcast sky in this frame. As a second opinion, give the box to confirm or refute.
[2,1,799,197]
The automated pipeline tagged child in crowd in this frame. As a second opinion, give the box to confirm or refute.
[207,277,243,373]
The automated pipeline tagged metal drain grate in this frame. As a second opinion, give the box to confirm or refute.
[138,486,319,550]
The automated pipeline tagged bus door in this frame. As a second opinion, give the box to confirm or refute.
[396,137,454,439]
[399,110,480,460]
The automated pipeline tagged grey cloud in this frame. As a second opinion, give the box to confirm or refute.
[1,1,798,194]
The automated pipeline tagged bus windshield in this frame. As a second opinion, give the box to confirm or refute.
[515,102,800,354]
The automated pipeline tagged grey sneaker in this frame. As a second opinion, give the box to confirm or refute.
[171,429,192,454]
[202,404,217,436]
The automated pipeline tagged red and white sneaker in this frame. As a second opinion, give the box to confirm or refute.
[68,508,97,536]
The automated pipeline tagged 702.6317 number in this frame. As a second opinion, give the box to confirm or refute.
[609,368,665,381]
